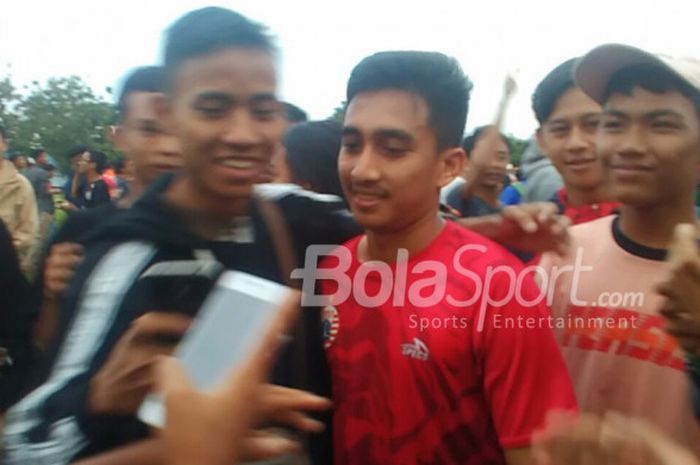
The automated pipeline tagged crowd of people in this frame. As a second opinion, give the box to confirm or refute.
[1,5,700,465]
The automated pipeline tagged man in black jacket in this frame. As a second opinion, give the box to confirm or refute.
[1,8,567,465]
[1,8,354,465]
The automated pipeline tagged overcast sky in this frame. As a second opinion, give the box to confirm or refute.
[1,0,698,137]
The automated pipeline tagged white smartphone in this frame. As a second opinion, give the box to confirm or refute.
[138,270,291,427]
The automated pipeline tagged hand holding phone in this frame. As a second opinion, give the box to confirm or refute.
[89,312,192,416]
[139,271,296,427]
[156,291,332,465]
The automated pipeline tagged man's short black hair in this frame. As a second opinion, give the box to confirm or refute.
[533,58,578,125]
[346,51,472,151]
[284,119,344,198]
[284,103,308,124]
[117,66,165,118]
[8,152,23,162]
[163,7,275,88]
[603,63,700,118]
[30,148,46,159]
[113,157,124,173]
[65,145,90,161]
[462,126,511,158]
[88,150,108,174]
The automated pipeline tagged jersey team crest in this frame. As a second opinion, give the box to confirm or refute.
[322,305,339,349]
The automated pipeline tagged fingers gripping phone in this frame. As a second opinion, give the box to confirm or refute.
[137,262,291,427]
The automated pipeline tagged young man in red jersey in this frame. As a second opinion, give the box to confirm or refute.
[533,58,619,224]
[317,51,576,465]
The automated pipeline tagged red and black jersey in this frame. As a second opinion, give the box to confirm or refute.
[552,188,619,225]
[321,221,577,465]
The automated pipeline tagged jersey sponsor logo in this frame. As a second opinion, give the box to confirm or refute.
[322,305,339,349]
[561,305,685,370]
[401,337,429,361]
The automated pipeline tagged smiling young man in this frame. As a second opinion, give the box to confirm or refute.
[444,125,511,218]
[320,51,576,465]
[533,58,619,225]
[1,8,355,465]
[1,8,574,464]
[27,66,183,367]
[538,44,700,454]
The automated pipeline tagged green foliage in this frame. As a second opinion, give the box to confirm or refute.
[505,134,528,166]
[0,75,20,133]
[0,75,118,171]
[331,101,346,122]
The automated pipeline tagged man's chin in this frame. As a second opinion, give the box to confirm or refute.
[203,180,257,202]
[609,187,652,207]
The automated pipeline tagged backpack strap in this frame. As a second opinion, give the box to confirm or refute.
[255,196,299,290]
[254,194,311,465]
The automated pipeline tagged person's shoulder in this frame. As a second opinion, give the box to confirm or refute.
[540,214,617,269]
[569,214,615,241]
[23,166,38,178]
[254,183,358,244]
[16,172,34,191]
[56,203,120,244]
[256,183,345,206]
[443,179,465,207]
[30,165,46,175]
[444,221,522,269]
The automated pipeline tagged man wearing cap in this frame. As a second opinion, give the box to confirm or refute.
[538,44,700,453]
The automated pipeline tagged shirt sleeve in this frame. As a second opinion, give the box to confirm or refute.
[14,175,39,263]
[499,186,521,206]
[473,263,577,449]
[270,188,361,247]
[1,241,157,464]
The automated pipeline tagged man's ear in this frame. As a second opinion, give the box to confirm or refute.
[535,127,550,159]
[439,147,466,188]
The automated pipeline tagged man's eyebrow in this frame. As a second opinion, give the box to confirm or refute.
[602,109,628,118]
[194,91,234,103]
[373,128,415,143]
[644,109,686,120]
[342,127,361,137]
[248,92,278,104]
[545,118,570,126]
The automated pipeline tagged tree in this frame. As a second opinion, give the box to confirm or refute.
[2,75,118,171]
[505,134,528,166]
[0,74,20,134]
[331,102,345,122]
